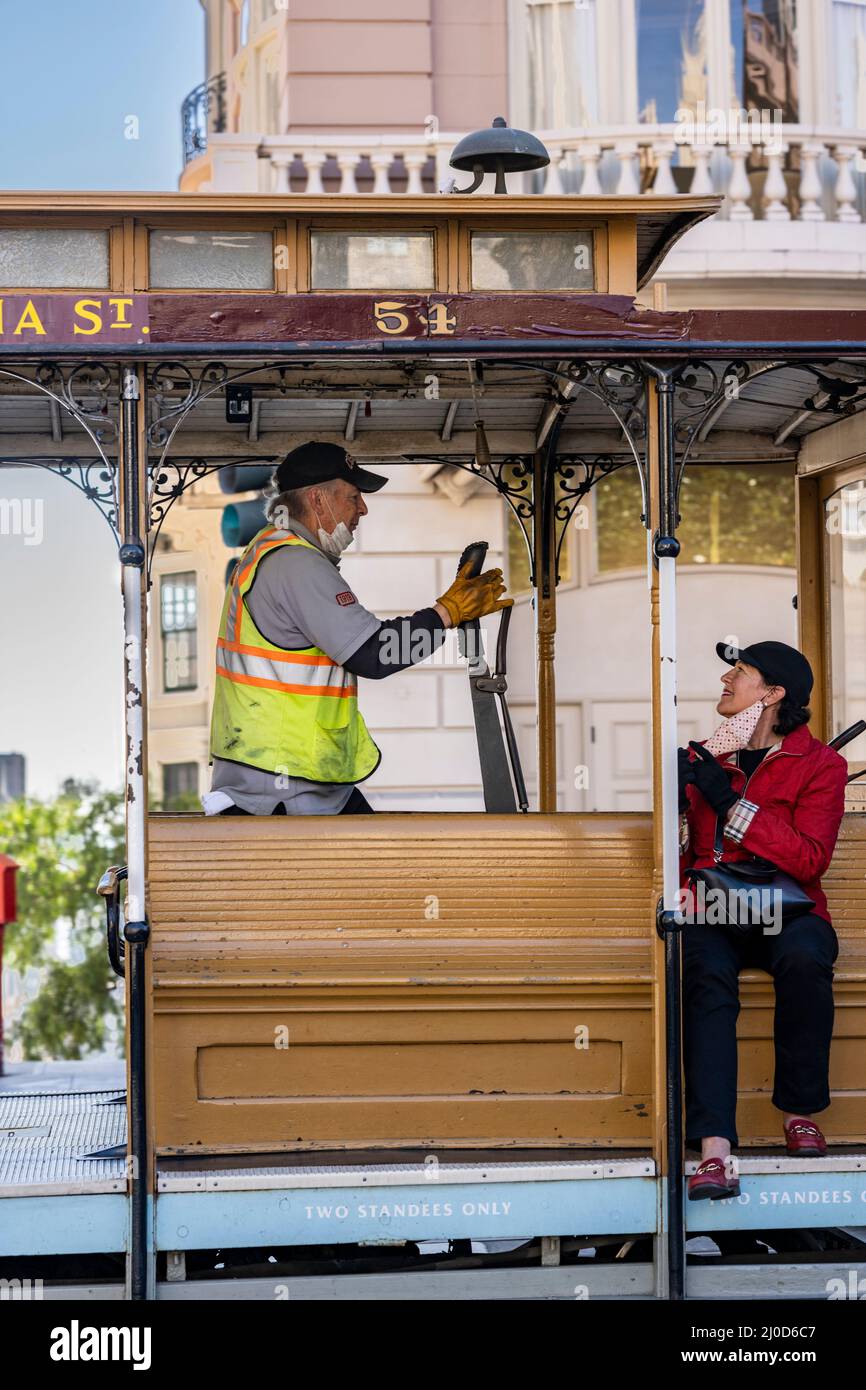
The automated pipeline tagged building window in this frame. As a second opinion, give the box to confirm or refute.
[525,0,599,128]
[162,762,200,810]
[833,0,866,125]
[160,572,198,692]
[594,463,795,574]
[637,0,708,123]
[240,0,251,47]
[729,0,799,120]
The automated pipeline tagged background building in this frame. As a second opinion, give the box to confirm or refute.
[149,0,866,811]
[0,754,26,804]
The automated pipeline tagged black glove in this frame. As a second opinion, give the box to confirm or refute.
[687,741,739,818]
[677,746,696,814]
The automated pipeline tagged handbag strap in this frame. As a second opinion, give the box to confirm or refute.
[713,815,725,861]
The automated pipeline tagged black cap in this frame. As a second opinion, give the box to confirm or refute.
[716,640,813,706]
[275,442,388,494]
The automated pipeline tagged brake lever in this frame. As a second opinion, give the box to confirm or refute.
[456,539,489,663]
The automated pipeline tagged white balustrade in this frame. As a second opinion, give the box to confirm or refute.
[726,144,755,221]
[303,150,326,196]
[833,143,862,224]
[688,144,715,196]
[798,142,826,222]
[762,141,790,221]
[577,142,603,195]
[651,141,677,197]
[208,125,866,224]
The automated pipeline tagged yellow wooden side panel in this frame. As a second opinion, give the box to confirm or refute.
[148,813,654,1152]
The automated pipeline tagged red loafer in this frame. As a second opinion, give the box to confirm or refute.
[784,1119,827,1157]
[688,1157,740,1201]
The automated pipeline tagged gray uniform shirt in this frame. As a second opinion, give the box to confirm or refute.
[206,517,380,815]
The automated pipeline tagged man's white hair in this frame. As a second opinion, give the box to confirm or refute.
[263,473,341,528]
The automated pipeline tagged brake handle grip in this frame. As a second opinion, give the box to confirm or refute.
[456,540,489,661]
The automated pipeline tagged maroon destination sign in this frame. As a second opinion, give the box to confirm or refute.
[1,292,866,353]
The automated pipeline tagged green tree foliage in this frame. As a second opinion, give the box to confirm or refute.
[0,781,125,1060]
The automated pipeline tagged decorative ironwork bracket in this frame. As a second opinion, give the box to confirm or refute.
[0,360,122,541]
[0,455,121,543]
[401,451,636,586]
[146,454,279,577]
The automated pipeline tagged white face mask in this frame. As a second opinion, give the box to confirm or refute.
[704,698,766,757]
[315,494,354,558]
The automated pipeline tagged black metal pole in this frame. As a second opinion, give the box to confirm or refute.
[660,908,685,1300]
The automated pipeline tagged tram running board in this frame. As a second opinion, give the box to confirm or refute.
[0,1088,127,1197]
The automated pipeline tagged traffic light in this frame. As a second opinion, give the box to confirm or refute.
[218,462,276,586]
[219,462,275,546]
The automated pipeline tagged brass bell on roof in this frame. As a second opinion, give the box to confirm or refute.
[449,116,550,194]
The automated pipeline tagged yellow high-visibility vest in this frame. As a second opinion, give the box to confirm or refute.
[209,527,381,784]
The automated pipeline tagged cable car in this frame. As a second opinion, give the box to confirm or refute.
[1,183,865,1302]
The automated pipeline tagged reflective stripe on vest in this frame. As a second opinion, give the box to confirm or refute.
[209,527,380,784]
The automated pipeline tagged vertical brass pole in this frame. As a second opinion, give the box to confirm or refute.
[533,452,557,812]
[795,472,827,739]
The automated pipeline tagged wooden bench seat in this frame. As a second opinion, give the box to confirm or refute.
[146,812,866,1155]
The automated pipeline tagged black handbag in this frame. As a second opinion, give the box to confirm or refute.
[685,817,815,934]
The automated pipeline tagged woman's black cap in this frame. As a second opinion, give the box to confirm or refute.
[716,639,813,706]
[275,442,388,494]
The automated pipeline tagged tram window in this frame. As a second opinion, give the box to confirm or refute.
[470,232,594,291]
[160,572,198,692]
[309,232,435,290]
[149,230,274,289]
[0,228,109,288]
[825,480,866,753]
[594,464,796,574]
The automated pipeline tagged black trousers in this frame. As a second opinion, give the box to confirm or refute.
[682,912,838,1148]
[218,787,374,816]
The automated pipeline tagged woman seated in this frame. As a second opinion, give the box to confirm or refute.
[678,640,848,1200]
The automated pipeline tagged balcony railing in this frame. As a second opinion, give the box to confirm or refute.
[181,74,227,166]
[240,124,866,222]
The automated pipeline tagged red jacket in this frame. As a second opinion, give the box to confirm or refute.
[680,723,849,924]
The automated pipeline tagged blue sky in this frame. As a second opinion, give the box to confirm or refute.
[0,0,205,190]
[0,2,205,797]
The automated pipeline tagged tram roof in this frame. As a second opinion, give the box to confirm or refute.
[0,191,721,292]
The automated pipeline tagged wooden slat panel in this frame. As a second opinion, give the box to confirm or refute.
[148,813,657,986]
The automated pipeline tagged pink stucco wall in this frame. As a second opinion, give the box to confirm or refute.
[274,0,508,134]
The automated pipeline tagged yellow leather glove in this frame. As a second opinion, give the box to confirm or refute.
[436,561,513,627]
